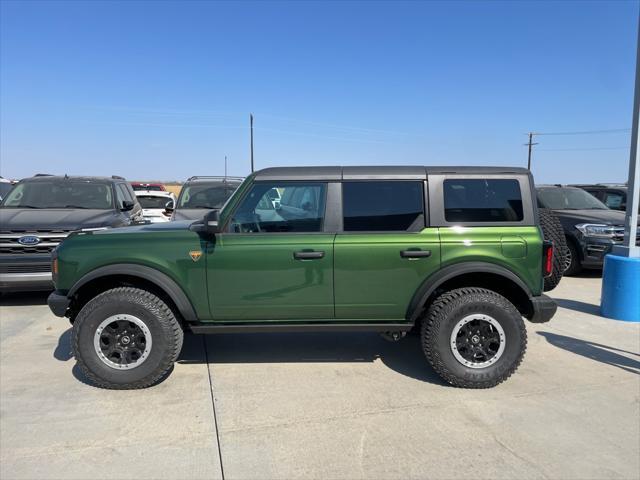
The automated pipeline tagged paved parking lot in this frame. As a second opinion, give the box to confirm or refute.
[1,274,639,480]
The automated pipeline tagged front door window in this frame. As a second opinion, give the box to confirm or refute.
[228,182,327,233]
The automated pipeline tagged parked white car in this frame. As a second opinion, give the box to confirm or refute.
[134,190,176,223]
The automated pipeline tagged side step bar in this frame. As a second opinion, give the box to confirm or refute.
[189,322,414,334]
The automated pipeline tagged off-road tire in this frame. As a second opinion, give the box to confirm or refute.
[72,287,183,389]
[539,208,567,291]
[421,287,527,388]
[564,239,582,276]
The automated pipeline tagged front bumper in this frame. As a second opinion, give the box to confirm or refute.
[578,237,615,269]
[48,290,70,317]
[0,254,53,291]
[528,294,557,323]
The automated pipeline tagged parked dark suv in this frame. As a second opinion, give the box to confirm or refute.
[571,184,638,213]
[536,185,639,275]
[170,176,243,221]
[0,175,143,291]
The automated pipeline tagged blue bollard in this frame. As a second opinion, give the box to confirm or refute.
[600,254,640,322]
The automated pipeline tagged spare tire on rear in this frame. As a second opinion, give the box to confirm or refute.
[539,208,567,292]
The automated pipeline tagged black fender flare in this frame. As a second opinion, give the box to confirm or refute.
[67,264,198,322]
[406,262,534,323]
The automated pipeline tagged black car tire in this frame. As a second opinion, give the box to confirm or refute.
[72,287,183,389]
[538,208,567,291]
[421,287,527,389]
[564,239,582,276]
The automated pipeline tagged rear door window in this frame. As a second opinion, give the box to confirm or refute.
[444,179,523,222]
[342,181,424,231]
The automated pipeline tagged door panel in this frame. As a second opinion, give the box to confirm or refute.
[207,233,335,321]
[334,231,440,320]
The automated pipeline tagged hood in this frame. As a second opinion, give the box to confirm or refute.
[0,208,121,231]
[551,208,627,226]
[172,208,214,221]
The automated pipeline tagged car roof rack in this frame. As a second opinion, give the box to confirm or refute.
[186,175,244,182]
[34,173,54,177]
[111,175,125,180]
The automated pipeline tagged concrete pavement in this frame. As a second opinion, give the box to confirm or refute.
[1,274,639,479]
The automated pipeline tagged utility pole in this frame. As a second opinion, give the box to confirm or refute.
[224,155,227,180]
[525,132,538,170]
[250,113,254,173]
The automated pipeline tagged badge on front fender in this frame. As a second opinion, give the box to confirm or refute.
[189,251,202,262]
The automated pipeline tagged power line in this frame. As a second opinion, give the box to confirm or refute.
[537,146,629,152]
[534,128,631,136]
[524,128,631,169]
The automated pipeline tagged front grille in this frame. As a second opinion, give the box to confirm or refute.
[0,246,57,254]
[0,230,71,256]
[0,264,51,274]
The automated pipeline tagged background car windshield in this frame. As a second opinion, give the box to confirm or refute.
[0,182,13,198]
[0,181,113,209]
[538,188,608,210]
[133,185,163,191]
[137,195,171,209]
[178,184,238,209]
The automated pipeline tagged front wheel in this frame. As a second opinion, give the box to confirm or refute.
[72,287,184,389]
[421,287,527,388]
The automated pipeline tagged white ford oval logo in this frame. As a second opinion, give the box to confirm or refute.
[18,235,41,246]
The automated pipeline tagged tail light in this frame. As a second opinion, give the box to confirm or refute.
[543,241,554,277]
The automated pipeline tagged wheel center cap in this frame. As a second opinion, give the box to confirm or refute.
[121,336,131,345]
[471,335,480,344]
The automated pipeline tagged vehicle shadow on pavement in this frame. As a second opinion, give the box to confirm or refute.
[179,331,449,386]
[0,291,50,306]
[554,298,601,316]
[538,332,640,375]
[54,329,447,387]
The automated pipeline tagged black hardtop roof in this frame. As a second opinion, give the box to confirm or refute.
[254,166,531,181]
[20,175,125,183]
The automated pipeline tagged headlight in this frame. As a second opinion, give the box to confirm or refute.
[575,223,619,237]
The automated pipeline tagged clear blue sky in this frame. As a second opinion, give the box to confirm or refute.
[1,0,638,183]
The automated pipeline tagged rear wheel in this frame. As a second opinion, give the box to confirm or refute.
[421,287,527,388]
[72,287,183,389]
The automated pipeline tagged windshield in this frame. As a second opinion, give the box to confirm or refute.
[0,181,114,209]
[137,195,172,209]
[0,182,13,199]
[177,183,240,209]
[537,187,608,210]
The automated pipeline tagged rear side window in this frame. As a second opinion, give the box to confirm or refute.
[444,179,523,222]
[343,181,424,231]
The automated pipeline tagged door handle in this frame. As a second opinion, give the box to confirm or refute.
[294,250,325,260]
[400,249,432,259]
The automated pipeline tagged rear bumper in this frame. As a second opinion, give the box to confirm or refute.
[47,290,70,317]
[528,294,557,323]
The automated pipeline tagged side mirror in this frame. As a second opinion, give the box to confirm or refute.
[164,199,175,213]
[204,210,220,234]
[121,200,135,211]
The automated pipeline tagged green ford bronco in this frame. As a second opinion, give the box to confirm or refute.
[48,166,557,389]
